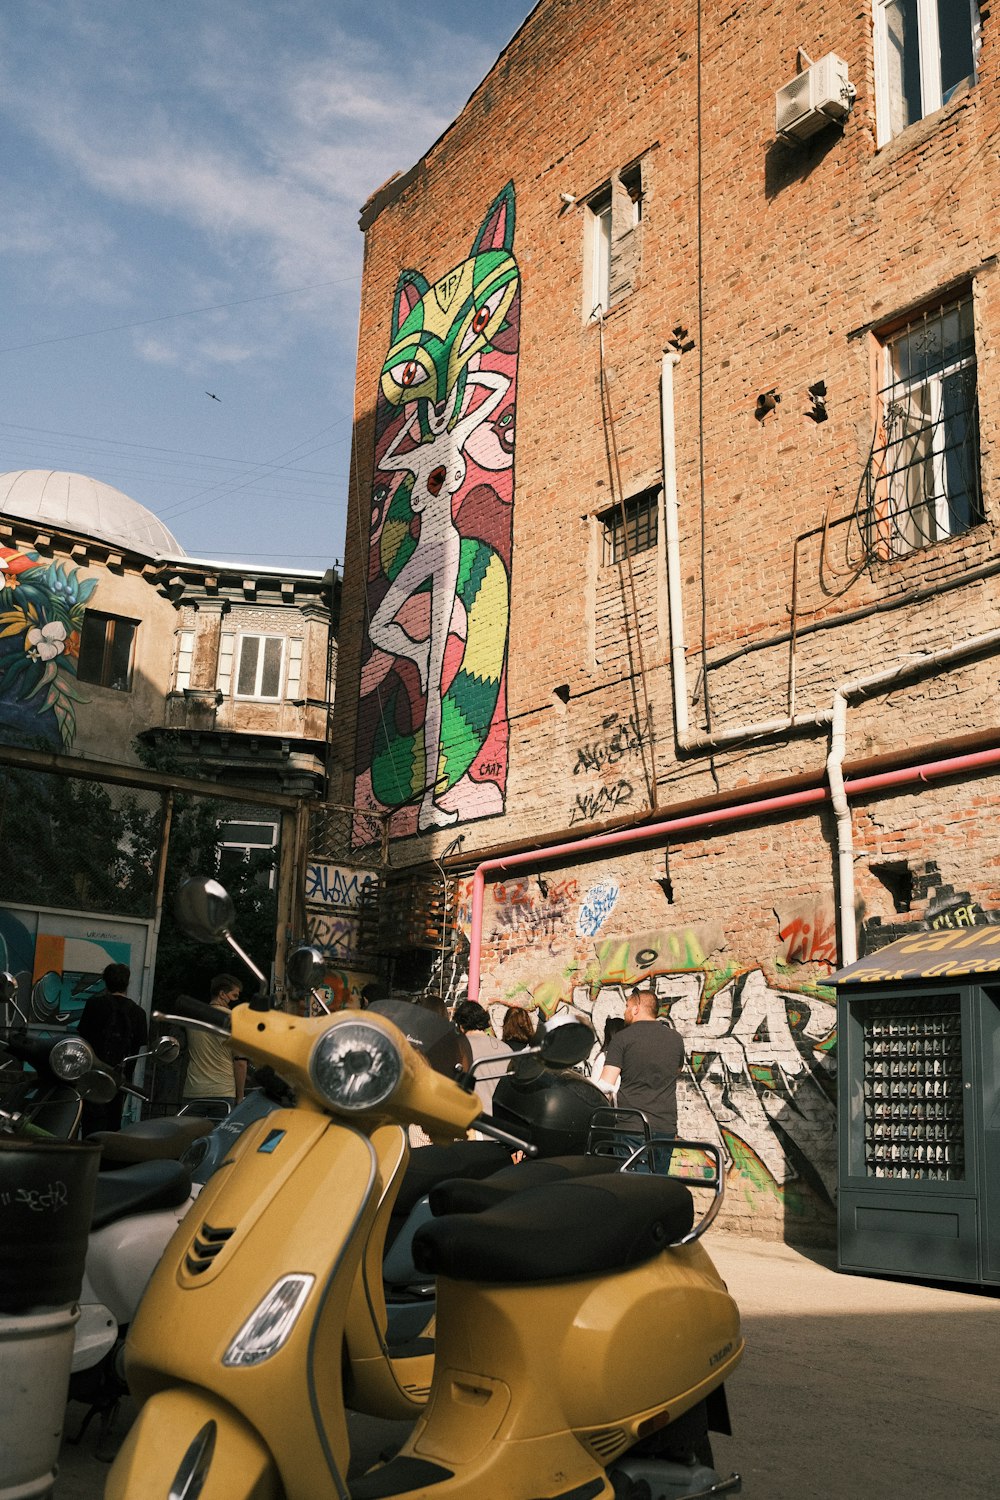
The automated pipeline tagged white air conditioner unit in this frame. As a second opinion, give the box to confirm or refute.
[775,54,855,142]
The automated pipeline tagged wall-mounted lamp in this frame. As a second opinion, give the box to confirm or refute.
[755,389,781,423]
[806,380,828,423]
[559,192,577,205]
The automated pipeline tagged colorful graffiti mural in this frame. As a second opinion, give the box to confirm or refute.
[486,911,837,1217]
[0,545,93,748]
[0,905,147,1023]
[353,183,519,840]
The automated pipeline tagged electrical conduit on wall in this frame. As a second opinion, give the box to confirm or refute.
[467,743,1000,1002]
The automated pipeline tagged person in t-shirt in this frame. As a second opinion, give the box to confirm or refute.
[182,973,246,1112]
[452,999,513,1113]
[598,987,684,1168]
[77,962,148,1134]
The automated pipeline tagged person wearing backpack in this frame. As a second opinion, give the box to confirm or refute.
[77,962,148,1133]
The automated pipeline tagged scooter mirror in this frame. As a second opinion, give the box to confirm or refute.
[285,945,326,994]
[174,877,236,944]
[78,1068,118,1104]
[152,1034,181,1065]
[0,971,17,1004]
[538,1016,595,1069]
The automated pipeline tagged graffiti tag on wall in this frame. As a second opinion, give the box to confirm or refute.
[305,863,378,910]
[576,879,620,938]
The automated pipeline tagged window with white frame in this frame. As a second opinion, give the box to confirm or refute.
[873,0,980,144]
[584,159,645,321]
[863,293,982,558]
[174,629,194,691]
[217,819,278,890]
[586,188,612,320]
[217,632,285,700]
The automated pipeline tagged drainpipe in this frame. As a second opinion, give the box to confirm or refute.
[466,741,1000,1003]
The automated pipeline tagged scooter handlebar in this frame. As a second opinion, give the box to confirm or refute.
[156,997,231,1036]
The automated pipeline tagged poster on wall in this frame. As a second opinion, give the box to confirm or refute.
[0,905,151,1024]
[353,182,519,842]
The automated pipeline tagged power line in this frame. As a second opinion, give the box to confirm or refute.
[0,419,348,476]
[0,274,357,356]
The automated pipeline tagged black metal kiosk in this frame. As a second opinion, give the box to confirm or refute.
[833,927,1000,1286]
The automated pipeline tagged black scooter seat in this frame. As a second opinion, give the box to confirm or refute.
[87,1115,214,1166]
[91,1158,193,1231]
[413,1172,694,1284]
[428,1152,622,1215]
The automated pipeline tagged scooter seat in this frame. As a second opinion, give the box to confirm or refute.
[428,1152,623,1215]
[91,1159,193,1230]
[87,1116,214,1167]
[413,1172,695,1283]
[387,1140,510,1250]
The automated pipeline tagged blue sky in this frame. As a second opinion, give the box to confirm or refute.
[0,1,537,569]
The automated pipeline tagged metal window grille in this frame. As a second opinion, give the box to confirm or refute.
[601,489,659,566]
[862,296,982,561]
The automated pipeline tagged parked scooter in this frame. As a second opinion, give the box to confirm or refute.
[106,878,742,1499]
[0,1021,116,1139]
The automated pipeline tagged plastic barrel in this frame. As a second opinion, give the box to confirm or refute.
[0,1139,100,1499]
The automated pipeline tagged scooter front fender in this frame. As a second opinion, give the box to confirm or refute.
[106,1384,280,1500]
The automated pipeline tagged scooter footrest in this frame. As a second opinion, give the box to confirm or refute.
[351,1455,454,1497]
[414,1173,695,1283]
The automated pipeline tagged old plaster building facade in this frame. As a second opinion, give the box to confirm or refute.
[332,0,996,1241]
[0,469,337,1025]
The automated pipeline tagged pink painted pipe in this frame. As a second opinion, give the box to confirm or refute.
[465,744,1000,1002]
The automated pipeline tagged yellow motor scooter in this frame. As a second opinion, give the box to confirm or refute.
[106,881,743,1500]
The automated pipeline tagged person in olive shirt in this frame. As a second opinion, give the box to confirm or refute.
[598,986,685,1167]
[182,973,246,1110]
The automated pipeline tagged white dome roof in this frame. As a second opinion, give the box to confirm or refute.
[0,470,183,558]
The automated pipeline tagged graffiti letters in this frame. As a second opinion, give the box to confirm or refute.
[576,879,620,938]
[569,779,633,825]
[776,906,838,970]
[305,863,377,911]
[573,711,650,776]
[489,877,579,948]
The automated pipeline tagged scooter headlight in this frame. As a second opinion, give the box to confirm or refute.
[309,1020,403,1113]
[49,1036,95,1082]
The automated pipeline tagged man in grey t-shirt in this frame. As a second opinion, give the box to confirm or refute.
[598,987,684,1164]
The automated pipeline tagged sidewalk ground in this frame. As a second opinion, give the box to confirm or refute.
[53,1233,1000,1497]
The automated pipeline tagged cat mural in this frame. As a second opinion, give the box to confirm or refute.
[354,182,519,840]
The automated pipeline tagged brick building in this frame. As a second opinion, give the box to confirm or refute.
[331,0,996,1241]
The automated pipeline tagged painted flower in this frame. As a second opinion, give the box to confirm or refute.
[26,620,68,661]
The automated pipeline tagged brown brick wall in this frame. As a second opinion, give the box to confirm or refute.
[333,0,1000,1239]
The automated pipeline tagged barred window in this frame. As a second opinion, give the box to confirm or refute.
[600,488,659,566]
[863,295,982,560]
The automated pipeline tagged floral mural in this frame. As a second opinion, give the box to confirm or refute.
[0,545,92,748]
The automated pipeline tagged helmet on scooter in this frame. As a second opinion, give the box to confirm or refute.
[491,1066,606,1157]
[367,999,472,1079]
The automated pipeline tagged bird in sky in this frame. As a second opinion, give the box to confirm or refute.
[205,391,221,402]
